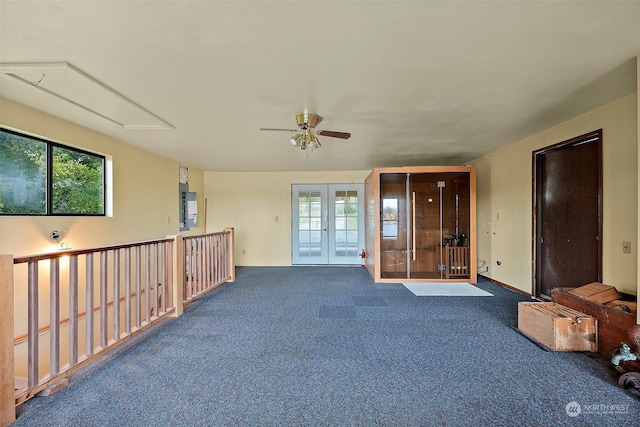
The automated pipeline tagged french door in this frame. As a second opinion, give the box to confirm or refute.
[292,183,365,265]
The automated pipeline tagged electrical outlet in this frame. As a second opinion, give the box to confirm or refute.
[623,241,631,254]
[242,249,246,255]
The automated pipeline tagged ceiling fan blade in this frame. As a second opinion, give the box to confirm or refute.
[259,128,297,132]
[316,130,351,139]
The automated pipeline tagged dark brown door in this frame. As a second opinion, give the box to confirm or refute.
[533,130,602,299]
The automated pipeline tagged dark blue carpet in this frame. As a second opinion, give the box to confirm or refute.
[12,267,640,426]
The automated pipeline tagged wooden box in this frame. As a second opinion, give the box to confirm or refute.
[518,302,597,352]
[567,282,621,304]
[552,288,636,355]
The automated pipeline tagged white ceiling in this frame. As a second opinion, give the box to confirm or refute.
[0,1,638,172]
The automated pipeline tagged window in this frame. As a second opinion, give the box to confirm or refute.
[382,198,398,238]
[0,128,105,216]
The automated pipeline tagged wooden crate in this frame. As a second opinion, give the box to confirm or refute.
[552,288,636,355]
[567,282,621,304]
[518,302,597,352]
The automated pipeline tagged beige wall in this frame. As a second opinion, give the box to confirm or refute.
[472,93,638,296]
[204,170,370,266]
[0,97,206,257]
[3,88,638,301]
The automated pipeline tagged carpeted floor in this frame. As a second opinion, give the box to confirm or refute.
[12,266,640,426]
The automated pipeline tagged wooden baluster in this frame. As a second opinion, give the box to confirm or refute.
[217,235,222,282]
[50,258,60,376]
[205,236,211,290]
[124,247,131,334]
[217,235,222,283]
[69,255,79,366]
[135,246,142,328]
[191,239,196,297]
[99,251,108,348]
[198,238,204,294]
[160,242,166,313]
[86,254,94,356]
[153,244,159,317]
[183,239,188,301]
[168,240,175,309]
[215,235,220,283]
[27,261,38,387]
[216,235,221,282]
[193,239,199,296]
[113,249,120,341]
[145,245,151,323]
[201,237,206,291]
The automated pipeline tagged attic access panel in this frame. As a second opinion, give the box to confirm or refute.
[0,62,174,130]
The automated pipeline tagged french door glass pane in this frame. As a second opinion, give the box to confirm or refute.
[298,192,322,257]
[334,190,359,257]
[346,230,358,256]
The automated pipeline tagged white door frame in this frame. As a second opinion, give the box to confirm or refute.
[291,183,365,265]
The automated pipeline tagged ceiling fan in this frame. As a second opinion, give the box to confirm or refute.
[260,113,351,150]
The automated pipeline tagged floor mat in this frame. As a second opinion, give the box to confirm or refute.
[403,282,493,296]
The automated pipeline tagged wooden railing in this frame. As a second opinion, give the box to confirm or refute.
[183,230,235,303]
[0,228,234,427]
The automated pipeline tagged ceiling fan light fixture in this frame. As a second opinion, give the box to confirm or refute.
[307,132,321,150]
[290,132,303,147]
[260,112,349,151]
[309,139,321,150]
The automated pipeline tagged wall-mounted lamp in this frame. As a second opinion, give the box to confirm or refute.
[50,230,70,250]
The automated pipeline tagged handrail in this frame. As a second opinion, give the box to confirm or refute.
[13,237,175,264]
[1,229,235,426]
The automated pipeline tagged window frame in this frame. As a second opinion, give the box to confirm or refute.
[0,127,107,217]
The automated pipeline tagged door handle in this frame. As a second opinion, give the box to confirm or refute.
[412,191,416,261]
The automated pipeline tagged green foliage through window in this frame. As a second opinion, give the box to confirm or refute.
[0,128,105,215]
